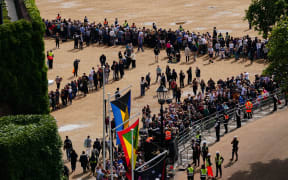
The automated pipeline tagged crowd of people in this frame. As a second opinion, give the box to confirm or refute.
[44,15,269,64]
[48,50,136,111]
[141,72,279,140]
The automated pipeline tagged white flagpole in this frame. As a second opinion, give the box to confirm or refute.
[108,93,113,180]
[102,65,106,169]
[131,128,134,180]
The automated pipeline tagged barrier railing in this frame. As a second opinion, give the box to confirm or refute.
[176,90,284,167]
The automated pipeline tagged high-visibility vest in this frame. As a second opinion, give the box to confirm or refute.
[206,158,212,167]
[165,131,171,140]
[200,169,207,177]
[215,156,223,166]
[187,167,194,176]
[123,22,128,27]
[48,52,54,60]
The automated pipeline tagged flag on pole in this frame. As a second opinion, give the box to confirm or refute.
[111,90,131,144]
[117,119,139,180]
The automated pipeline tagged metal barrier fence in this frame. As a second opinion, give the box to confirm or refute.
[176,90,285,167]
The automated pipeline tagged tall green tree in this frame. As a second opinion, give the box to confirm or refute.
[263,17,288,91]
[245,0,288,38]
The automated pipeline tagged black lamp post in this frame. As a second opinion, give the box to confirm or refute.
[0,0,3,25]
[156,85,172,143]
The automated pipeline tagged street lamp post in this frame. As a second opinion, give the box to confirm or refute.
[156,85,171,143]
[102,65,106,169]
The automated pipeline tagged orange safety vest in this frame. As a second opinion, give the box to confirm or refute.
[245,101,253,113]
[165,131,172,140]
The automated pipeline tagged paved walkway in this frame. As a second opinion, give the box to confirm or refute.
[175,107,288,180]
[5,0,18,22]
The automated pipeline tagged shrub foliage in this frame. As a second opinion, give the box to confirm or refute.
[0,115,63,180]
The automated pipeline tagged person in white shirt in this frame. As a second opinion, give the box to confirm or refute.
[215,41,220,57]
[208,47,214,63]
[84,136,92,156]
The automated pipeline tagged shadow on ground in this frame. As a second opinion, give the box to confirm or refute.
[228,158,288,180]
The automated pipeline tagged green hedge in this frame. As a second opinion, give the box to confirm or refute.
[0,115,63,180]
[0,0,49,115]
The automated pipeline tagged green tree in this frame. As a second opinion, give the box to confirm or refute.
[245,0,288,38]
[263,17,288,91]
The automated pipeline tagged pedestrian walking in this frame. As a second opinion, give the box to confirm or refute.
[230,136,239,161]
[79,151,89,173]
[56,32,60,48]
[185,45,190,62]
[70,149,78,172]
[215,151,224,178]
[90,152,98,176]
[140,77,146,96]
[84,136,92,156]
[55,76,62,89]
[47,50,54,69]
[100,54,106,66]
[187,67,192,85]
[63,136,73,161]
[156,65,162,82]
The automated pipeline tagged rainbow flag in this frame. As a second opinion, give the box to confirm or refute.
[117,119,139,180]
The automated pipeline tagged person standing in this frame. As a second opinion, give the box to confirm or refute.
[200,164,207,180]
[56,32,60,48]
[84,136,92,156]
[187,67,192,85]
[186,164,194,180]
[146,73,151,88]
[230,136,239,161]
[223,112,229,133]
[100,54,106,66]
[245,100,253,119]
[55,76,62,89]
[156,65,162,82]
[73,59,80,77]
[192,78,198,96]
[47,50,54,69]
[195,67,201,81]
[273,93,278,112]
[154,46,160,62]
[236,105,241,128]
[140,77,146,96]
[215,151,224,178]
[185,45,190,63]
[137,33,144,52]
[63,136,73,161]
[79,151,89,173]
[208,46,214,63]
[179,70,185,88]
[70,149,78,172]
[215,119,221,142]
[201,141,209,165]
[206,153,214,179]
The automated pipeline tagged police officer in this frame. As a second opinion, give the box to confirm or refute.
[230,136,239,161]
[215,119,221,142]
[215,151,224,178]
[200,164,207,180]
[201,141,209,164]
[186,164,194,180]
[196,131,202,144]
[236,105,241,128]
[223,112,229,133]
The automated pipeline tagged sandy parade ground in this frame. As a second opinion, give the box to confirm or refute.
[33,0,279,179]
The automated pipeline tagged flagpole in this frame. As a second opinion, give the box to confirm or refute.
[107,93,113,180]
[131,128,134,180]
[102,65,106,169]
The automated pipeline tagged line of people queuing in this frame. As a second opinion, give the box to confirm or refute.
[43,15,269,64]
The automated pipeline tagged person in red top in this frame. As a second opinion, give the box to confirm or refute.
[104,18,108,26]
[56,13,61,21]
